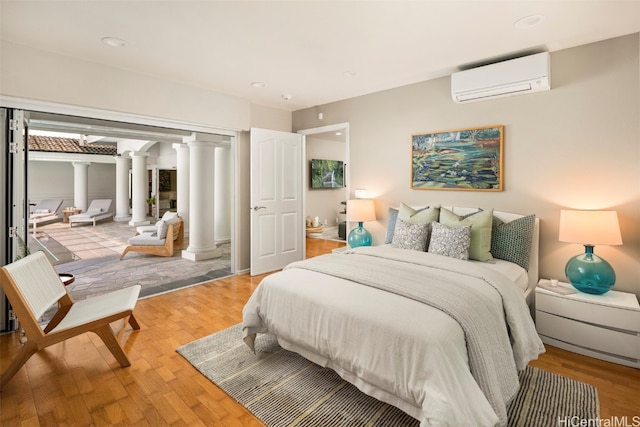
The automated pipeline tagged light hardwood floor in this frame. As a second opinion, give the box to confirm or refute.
[1,238,639,425]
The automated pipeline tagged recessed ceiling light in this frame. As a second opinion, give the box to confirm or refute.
[101,37,127,48]
[343,71,357,78]
[250,82,266,88]
[335,132,342,136]
[282,94,292,101]
[514,14,545,29]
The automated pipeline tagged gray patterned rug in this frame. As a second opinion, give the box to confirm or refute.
[177,324,599,427]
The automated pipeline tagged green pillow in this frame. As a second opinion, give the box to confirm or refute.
[398,202,440,225]
[439,208,494,262]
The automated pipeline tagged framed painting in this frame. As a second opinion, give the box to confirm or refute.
[411,125,504,191]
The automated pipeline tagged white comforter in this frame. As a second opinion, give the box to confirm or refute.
[242,246,544,427]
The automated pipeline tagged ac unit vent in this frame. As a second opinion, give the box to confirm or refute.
[451,52,550,103]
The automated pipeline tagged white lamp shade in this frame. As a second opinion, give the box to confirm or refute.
[559,210,622,246]
[346,199,376,222]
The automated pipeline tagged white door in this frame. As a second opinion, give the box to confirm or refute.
[250,128,304,275]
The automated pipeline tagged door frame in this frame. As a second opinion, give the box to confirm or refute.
[0,95,240,275]
[297,122,350,252]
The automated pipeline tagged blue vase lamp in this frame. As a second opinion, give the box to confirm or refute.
[346,199,376,248]
[559,210,622,295]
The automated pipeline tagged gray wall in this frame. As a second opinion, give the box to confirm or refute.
[293,34,640,297]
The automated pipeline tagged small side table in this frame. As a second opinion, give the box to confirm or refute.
[62,208,81,223]
[58,273,75,286]
[535,279,640,368]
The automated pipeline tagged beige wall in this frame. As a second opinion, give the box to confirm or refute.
[293,34,640,297]
[0,41,251,131]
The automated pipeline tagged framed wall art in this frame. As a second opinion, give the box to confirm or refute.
[411,125,504,191]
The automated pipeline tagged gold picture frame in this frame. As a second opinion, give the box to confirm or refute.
[411,125,504,191]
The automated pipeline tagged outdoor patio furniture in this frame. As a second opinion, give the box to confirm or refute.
[68,199,114,227]
[120,218,184,259]
[135,210,179,234]
[0,251,141,388]
[29,199,63,231]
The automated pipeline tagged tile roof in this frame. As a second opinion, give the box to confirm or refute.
[28,135,117,156]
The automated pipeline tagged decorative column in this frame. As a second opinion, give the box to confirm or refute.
[114,154,131,222]
[214,145,231,244]
[72,162,90,212]
[128,151,150,227]
[172,143,190,235]
[182,133,222,261]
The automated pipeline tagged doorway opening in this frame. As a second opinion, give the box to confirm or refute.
[5,108,236,319]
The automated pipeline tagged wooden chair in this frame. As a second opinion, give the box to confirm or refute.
[120,219,184,260]
[0,251,141,388]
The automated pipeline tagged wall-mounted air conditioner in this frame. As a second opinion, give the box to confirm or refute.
[451,52,550,103]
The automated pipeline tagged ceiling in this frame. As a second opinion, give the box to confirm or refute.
[1,1,639,112]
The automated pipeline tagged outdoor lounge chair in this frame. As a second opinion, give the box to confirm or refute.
[0,251,141,388]
[120,218,184,259]
[29,199,63,231]
[68,199,114,227]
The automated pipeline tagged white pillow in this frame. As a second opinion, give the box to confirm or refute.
[156,220,169,239]
[162,211,180,224]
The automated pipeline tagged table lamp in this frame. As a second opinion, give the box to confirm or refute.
[559,210,622,294]
[346,199,376,248]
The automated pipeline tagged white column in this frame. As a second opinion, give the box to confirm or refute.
[128,151,150,227]
[172,143,190,235]
[114,155,131,222]
[182,133,222,261]
[214,145,231,244]
[72,162,90,212]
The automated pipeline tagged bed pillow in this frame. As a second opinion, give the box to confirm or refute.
[491,214,536,270]
[439,208,494,262]
[428,222,471,260]
[384,208,399,244]
[391,219,430,251]
[398,202,440,225]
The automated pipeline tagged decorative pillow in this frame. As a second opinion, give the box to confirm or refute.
[162,211,180,224]
[156,220,169,239]
[491,214,536,270]
[428,222,471,260]
[439,208,494,262]
[398,202,440,225]
[391,219,430,251]
[384,208,399,244]
[34,209,50,214]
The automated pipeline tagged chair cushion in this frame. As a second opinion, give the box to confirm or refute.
[162,211,179,224]
[136,225,157,234]
[157,220,169,239]
[127,234,166,246]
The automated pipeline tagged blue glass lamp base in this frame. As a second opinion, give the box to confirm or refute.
[348,223,372,248]
[565,245,616,295]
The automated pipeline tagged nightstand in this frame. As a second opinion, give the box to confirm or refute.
[535,279,640,368]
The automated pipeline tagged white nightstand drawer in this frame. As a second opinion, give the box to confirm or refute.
[536,311,640,360]
[536,291,640,332]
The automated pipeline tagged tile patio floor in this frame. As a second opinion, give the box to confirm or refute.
[27,219,232,303]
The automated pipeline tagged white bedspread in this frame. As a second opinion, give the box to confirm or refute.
[243,246,544,427]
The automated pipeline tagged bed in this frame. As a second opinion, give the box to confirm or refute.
[242,206,545,427]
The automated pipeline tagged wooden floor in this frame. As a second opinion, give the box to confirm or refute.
[1,238,639,425]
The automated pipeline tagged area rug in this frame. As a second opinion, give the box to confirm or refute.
[177,324,599,427]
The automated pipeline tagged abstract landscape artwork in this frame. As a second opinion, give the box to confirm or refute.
[411,125,504,191]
